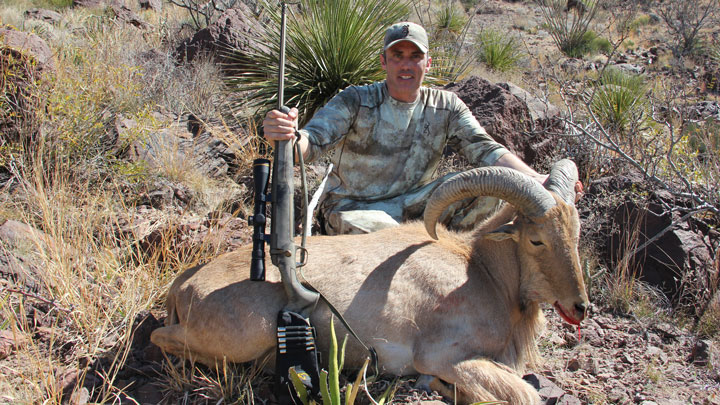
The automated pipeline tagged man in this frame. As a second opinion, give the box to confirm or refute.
[263,22,552,235]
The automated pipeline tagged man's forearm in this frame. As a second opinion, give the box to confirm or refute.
[492,153,546,183]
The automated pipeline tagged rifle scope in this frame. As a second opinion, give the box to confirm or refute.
[249,158,271,281]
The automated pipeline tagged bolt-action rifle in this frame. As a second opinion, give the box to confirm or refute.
[248,1,321,402]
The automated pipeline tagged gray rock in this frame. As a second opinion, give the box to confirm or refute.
[139,0,161,11]
[502,81,561,122]
[125,115,236,179]
[444,76,559,167]
[109,2,152,29]
[689,339,711,366]
[175,4,265,66]
[73,0,105,7]
[613,62,644,74]
[24,8,62,24]
[0,27,55,72]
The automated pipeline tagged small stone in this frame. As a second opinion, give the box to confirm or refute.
[647,346,668,364]
[621,353,635,364]
[557,394,582,405]
[690,339,711,366]
[597,373,613,382]
[567,358,581,372]
[69,387,89,405]
[548,332,566,346]
[0,329,29,360]
[134,383,164,404]
[609,387,630,403]
[139,0,161,11]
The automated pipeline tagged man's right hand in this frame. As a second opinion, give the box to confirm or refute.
[262,107,299,141]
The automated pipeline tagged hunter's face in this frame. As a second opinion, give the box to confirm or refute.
[381,41,431,103]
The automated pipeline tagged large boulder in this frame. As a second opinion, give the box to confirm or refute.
[0,27,54,73]
[24,9,63,25]
[108,2,151,29]
[72,0,105,8]
[175,4,265,65]
[122,114,237,179]
[580,172,719,309]
[1,27,54,147]
[0,219,55,296]
[443,76,560,166]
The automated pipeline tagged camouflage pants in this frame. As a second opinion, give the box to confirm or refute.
[321,173,501,235]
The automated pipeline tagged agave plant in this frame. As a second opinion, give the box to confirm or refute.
[225,0,410,126]
[590,68,649,136]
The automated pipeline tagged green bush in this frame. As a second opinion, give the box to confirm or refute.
[434,3,467,39]
[539,0,601,58]
[476,28,523,72]
[38,0,73,9]
[618,14,654,35]
[0,47,43,151]
[577,30,612,56]
[684,119,720,156]
[226,0,410,126]
[2,0,72,10]
[590,68,649,135]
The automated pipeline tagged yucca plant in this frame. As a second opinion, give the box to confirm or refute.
[539,0,600,58]
[434,2,467,40]
[477,28,523,72]
[225,0,410,127]
[590,68,649,136]
[710,41,720,63]
[425,42,473,85]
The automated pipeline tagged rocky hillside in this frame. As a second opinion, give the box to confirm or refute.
[1,0,719,403]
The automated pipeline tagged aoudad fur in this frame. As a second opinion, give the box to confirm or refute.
[151,192,588,404]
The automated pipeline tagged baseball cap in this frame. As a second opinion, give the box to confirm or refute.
[383,22,429,54]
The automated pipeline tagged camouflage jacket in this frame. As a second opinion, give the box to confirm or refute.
[299,81,509,210]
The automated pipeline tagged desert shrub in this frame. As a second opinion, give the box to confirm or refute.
[32,0,73,9]
[590,68,649,136]
[685,119,720,157]
[0,47,44,155]
[539,0,601,58]
[2,0,72,11]
[167,0,243,29]
[657,0,717,56]
[226,0,410,126]
[476,28,523,72]
[617,13,654,35]
[46,45,146,164]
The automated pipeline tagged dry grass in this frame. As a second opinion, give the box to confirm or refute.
[0,1,263,402]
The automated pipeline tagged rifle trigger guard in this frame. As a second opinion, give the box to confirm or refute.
[296,246,308,268]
